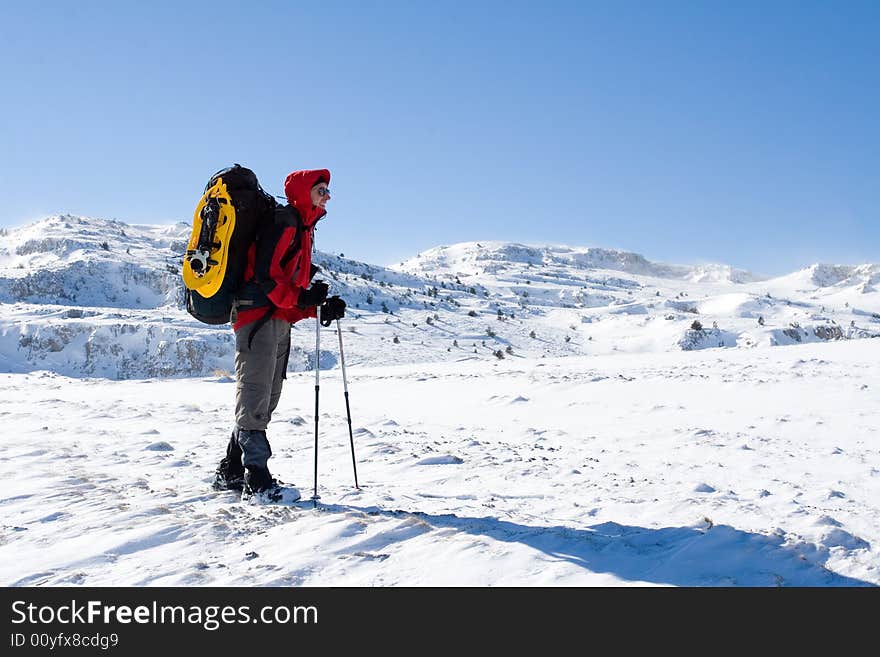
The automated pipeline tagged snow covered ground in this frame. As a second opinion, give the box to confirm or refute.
[1,338,877,586]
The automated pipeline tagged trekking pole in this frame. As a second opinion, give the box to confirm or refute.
[312,305,321,507]
[336,318,360,489]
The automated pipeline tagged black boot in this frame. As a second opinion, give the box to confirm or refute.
[243,465,277,494]
[242,462,302,504]
[212,429,245,491]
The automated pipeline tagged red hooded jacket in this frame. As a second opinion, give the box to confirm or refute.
[232,168,331,331]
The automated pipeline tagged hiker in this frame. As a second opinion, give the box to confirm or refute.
[213,169,347,495]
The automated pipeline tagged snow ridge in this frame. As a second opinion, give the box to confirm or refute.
[0,215,877,379]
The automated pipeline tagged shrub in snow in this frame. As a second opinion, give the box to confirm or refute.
[814,325,844,340]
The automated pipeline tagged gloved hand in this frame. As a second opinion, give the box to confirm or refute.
[297,281,329,307]
[319,295,346,326]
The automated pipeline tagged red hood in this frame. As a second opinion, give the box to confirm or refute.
[283,169,331,226]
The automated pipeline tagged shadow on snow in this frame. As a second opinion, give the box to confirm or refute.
[315,503,874,587]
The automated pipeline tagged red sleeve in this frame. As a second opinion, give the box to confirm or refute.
[278,304,317,324]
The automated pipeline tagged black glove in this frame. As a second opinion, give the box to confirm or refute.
[320,295,346,326]
[298,281,329,307]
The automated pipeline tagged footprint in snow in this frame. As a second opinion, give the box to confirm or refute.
[37,511,68,523]
[415,455,464,466]
[19,449,49,457]
[145,442,174,452]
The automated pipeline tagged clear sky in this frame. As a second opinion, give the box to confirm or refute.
[1,0,877,275]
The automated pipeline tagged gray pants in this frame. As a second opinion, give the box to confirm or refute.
[234,318,292,467]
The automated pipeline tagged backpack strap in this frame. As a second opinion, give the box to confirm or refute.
[247,305,276,350]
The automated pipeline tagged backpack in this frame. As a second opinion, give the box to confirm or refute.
[182,164,277,324]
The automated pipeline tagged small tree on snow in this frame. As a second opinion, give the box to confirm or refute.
[690,320,703,331]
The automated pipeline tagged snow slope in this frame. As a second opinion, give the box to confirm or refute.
[0,340,877,586]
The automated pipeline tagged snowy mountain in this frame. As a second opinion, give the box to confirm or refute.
[0,215,877,379]
[396,240,761,283]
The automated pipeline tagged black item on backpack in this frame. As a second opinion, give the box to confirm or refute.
[183,164,277,325]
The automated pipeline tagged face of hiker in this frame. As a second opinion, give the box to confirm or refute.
[310,183,331,210]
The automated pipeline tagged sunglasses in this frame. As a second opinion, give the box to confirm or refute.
[316,186,330,197]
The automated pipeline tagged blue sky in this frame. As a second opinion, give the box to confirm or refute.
[1,0,877,275]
